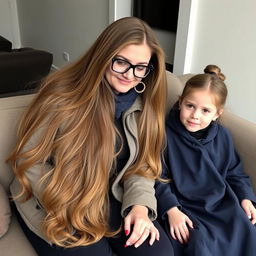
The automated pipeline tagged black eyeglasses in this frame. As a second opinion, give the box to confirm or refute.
[111,58,153,78]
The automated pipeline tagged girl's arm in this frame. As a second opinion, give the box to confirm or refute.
[224,128,256,204]
[222,127,256,223]
[154,159,181,220]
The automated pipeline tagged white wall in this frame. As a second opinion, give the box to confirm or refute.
[0,0,20,48]
[16,0,109,68]
[175,0,256,123]
[109,0,132,23]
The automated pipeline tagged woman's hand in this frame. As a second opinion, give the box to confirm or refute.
[167,206,193,244]
[124,205,159,248]
[241,199,256,224]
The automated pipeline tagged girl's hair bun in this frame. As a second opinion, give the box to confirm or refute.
[204,65,226,81]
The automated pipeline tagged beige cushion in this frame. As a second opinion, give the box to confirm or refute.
[0,94,34,191]
[0,215,36,256]
[0,183,11,238]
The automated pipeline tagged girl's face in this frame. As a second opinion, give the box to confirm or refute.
[179,89,223,132]
[105,43,152,94]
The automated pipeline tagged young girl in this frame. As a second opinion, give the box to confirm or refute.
[156,65,256,255]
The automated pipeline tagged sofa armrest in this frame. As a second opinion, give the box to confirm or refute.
[220,111,256,192]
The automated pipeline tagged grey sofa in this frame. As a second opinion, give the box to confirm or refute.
[0,71,255,255]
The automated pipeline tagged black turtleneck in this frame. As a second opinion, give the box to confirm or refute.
[188,125,210,140]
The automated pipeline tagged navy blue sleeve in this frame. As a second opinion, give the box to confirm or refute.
[155,157,181,220]
[224,128,256,203]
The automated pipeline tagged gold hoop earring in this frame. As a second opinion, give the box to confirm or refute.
[134,81,146,93]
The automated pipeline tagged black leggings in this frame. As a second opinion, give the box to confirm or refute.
[14,194,174,256]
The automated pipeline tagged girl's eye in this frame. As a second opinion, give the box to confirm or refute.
[203,109,210,113]
[186,104,194,109]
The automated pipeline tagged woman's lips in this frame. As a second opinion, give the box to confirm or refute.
[117,77,133,85]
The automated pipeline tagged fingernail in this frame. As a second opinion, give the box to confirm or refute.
[134,244,139,248]
[124,241,131,247]
[125,230,129,236]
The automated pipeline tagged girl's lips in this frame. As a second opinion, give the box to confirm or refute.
[187,120,199,126]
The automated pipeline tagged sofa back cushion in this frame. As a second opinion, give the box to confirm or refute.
[166,71,183,114]
[0,94,35,192]
[0,183,11,237]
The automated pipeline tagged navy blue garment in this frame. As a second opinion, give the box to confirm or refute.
[114,89,137,119]
[155,107,256,256]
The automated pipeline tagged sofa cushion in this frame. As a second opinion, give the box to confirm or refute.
[0,183,11,237]
[0,215,36,256]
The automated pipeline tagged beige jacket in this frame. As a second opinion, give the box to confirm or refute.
[10,96,157,243]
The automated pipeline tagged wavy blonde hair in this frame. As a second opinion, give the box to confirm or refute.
[7,17,167,247]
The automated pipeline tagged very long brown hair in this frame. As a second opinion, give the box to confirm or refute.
[7,17,167,247]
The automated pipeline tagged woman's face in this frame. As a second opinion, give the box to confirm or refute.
[105,43,152,94]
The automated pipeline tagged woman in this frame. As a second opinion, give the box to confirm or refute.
[8,17,173,256]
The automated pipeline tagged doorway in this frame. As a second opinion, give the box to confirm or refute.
[133,0,180,72]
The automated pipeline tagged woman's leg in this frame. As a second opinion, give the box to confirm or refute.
[108,193,174,256]
[13,204,113,256]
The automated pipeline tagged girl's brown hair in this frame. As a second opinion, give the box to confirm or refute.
[180,64,227,110]
[7,17,167,247]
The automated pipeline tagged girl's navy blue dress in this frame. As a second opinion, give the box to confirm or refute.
[156,107,256,256]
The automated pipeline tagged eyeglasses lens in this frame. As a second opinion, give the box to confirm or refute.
[112,59,150,78]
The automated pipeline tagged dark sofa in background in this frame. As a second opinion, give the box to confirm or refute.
[0,35,53,97]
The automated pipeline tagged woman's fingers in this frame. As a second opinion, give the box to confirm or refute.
[134,225,157,247]
[124,215,131,237]
[125,223,159,248]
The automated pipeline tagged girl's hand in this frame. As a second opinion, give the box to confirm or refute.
[124,205,160,248]
[167,207,194,244]
[241,199,256,225]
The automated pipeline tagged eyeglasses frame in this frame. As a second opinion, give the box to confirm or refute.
[111,57,154,78]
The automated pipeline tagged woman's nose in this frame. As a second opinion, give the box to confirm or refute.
[122,67,134,79]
